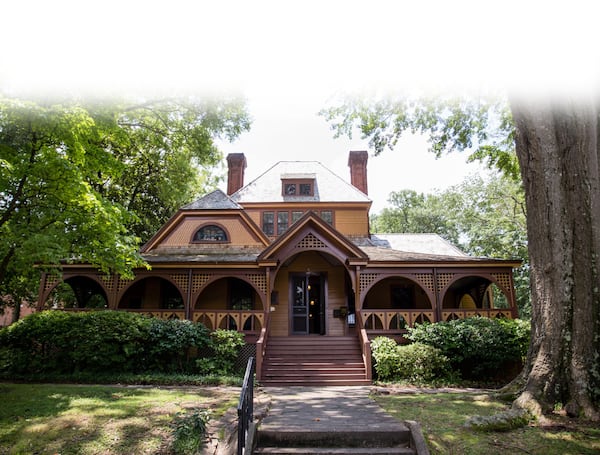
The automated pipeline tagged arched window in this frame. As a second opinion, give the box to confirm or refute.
[192,224,228,242]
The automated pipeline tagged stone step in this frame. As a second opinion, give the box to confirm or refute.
[254,447,415,454]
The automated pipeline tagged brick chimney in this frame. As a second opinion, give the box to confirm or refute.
[348,150,368,195]
[226,153,247,195]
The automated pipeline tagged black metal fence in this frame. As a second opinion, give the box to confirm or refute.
[237,356,255,455]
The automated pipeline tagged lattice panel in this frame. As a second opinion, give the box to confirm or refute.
[44,274,61,291]
[100,275,114,292]
[412,273,435,293]
[491,273,511,290]
[359,273,379,294]
[295,233,327,249]
[191,274,211,292]
[169,273,189,292]
[437,273,454,292]
[244,273,267,294]
[117,278,134,291]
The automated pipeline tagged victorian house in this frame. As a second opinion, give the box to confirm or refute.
[37,151,520,384]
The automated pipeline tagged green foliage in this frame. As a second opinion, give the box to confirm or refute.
[321,93,518,180]
[196,329,245,376]
[372,173,530,317]
[371,337,452,382]
[407,317,531,380]
[145,318,211,373]
[172,409,210,454]
[0,95,250,313]
[0,310,214,375]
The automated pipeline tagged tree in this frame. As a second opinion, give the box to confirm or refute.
[0,96,250,321]
[322,93,600,420]
[373,175,530,316]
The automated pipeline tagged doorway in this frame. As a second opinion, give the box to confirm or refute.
[291,273,325,335]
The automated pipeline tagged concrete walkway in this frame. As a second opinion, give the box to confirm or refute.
[257,386,408,434]
[253,386,427,453]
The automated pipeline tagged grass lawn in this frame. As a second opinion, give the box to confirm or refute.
[373,390,600,455]
[0,383,238,455]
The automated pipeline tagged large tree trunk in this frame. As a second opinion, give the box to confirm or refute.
[511,98,600,420]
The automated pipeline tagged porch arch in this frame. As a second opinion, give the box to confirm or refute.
[117,276,185,310]
[193,277,265,332]
[439,273,516,320]
[359,274,435,310]
[41,275,109,309]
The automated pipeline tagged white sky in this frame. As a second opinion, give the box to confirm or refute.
[2,1,599,213]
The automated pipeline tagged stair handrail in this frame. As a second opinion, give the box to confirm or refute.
[255,311,270,380]
[237,356,255,455]
[355,310,372,380]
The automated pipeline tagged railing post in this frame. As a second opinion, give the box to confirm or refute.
[237,357,255,455]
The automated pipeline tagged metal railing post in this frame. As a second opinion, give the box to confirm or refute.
[237,357,255,455]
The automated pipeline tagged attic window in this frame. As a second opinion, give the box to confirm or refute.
[281,176,315,197]
[192,224,229,242]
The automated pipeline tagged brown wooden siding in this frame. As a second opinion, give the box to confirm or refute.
[159,216,264,247]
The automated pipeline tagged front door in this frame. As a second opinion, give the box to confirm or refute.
[291,274,325,335]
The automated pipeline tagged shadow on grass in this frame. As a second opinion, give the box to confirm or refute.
[374,392,600,455]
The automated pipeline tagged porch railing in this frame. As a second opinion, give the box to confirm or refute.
[361,308,514,334]
[355,311,372,381]
[237,357,255,455]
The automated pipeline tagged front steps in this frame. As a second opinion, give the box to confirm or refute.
[260,336,369,386]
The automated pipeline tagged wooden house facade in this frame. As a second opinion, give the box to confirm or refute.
[37,151,520,384]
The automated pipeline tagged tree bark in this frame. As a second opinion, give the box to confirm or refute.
[511,98,600,420]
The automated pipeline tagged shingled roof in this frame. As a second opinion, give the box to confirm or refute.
[230,161,371,203]
[182,189,242,210]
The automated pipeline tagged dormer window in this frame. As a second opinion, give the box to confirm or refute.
[281,174,315,197]
[192,224,228,242]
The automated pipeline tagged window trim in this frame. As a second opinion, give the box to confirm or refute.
[260,209,335,236]
[191,223,230,243]
[281,178,315,197]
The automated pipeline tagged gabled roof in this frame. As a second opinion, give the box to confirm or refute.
[370,233,469,257]
[141,189,269,253]
[231,161,371,204]
[258,211,368,265]
[182,189,242,210]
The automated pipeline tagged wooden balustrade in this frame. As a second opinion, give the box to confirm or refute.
[360,308,513,333]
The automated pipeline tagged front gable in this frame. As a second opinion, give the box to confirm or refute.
[258,211,368,267]
[141,190,270,253]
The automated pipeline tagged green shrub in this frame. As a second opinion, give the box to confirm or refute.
[371,336,452,382]
[144,318,210,372]
[196,329,245,375]
[0,310,213,375]
[371,336,401,380]
[396,342,452,382]
[407,317,530,379]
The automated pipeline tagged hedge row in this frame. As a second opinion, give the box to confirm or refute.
[0,310,244,376]
[371,317,531,383]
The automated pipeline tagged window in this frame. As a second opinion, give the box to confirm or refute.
[292,211,303,224]
[284,183,297,195]
[262,212,274,235]
[193,224,228,242]
[320,210,333,225]
[278,212,289,234]
[299,183,312,195]
[281,179,314,197]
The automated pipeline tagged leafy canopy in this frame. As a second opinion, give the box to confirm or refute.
[320,92,520,181]
[0,95,250,313]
